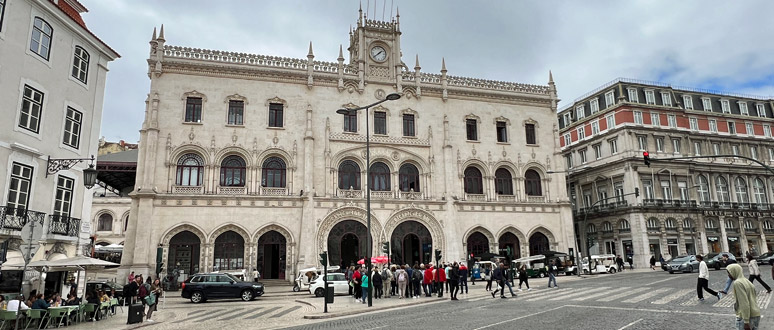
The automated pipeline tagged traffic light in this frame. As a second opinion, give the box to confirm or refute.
[643,151,650,167]
[319,251,328,266]
[634,187,640,198]
[156,262,164,276]
[382,241,390,255]
[434,249,442,262]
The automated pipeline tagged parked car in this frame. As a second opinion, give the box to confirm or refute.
[309,273,349,297]
[181,272,264,303]
[757,252,774,265]
[86,280,123,297]
[661,258,673,271]
[704,252,736,270]
[666,255,699,274]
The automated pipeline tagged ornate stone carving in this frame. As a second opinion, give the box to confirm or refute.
[225,93,248,104]
[384,206,445,252]
[181,90,207,102]
[188,127,195,141]
[265,96,287,106]
[374,89,386,100]
[316,206,383,253]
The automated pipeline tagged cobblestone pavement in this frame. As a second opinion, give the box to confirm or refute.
[58,267,773,330]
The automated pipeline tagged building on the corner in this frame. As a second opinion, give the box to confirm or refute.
[558,77,774,268]
[120,8,573,283]
[0,0,119,294]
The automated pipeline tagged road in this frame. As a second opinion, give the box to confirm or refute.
[281,267,773,330]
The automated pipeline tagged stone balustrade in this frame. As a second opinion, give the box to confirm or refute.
[172,185,204,195]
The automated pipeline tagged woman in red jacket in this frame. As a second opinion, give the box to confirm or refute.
[423,264,434,297]
[437,264,447,298]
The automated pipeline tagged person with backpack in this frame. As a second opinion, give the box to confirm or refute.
[372,266,383,299]
[389,265,397,297]
[395,265,408,299]
[412,265,422,298]
[380,266,392,298]
[360,270,369,304]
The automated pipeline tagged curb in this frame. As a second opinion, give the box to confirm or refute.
[303,296,447,319]
[294,299,315,307]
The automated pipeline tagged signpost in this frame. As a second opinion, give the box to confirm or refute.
[16,219,43,330]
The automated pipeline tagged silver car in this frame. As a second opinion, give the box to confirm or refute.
[667,255,699,274]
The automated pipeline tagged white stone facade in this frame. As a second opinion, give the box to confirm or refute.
[0,0,118,271]
[120,10,572,283]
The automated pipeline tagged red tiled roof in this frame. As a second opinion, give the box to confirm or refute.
[48,0,121,58]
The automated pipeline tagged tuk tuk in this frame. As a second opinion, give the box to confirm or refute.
[543,251,577,276]
[473,261,497,280]
[582,254,618,274]
[292,266,340,292]
[512,255,546,278]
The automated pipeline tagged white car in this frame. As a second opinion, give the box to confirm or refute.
[309,273,349,297]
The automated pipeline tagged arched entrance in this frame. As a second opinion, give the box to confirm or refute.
[498,232,520,259]
[168,231,201,275]
[213,231,244,271]
[529,232,549,255]
[328,220,367,268]
[257,230,286,279]
[390,221,432,266]
[467,232,490,257]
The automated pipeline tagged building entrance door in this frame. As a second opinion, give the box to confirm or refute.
[341,233,359,268]
[402,234,421,266]
[257,230,286,279]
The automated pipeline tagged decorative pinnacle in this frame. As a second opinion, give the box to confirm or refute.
[441,58,447,73]
[308,41,314,57]
[158,24,165,41]
[415,54,421,70]
[549,70,554,84]
[151,27,157,40]
[338,45,344,61]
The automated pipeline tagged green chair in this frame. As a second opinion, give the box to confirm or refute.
[24,309,46,330]
[99,301,110,319]
[109,298,120,315]
[44,309,68,328]
[80,304,97,322]
[0,310,17,330]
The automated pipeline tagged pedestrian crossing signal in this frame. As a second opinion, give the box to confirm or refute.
[382,241,390,254]
[435,249,442,262]
[319,252,328,266]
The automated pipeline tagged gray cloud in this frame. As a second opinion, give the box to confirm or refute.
[80,0,774,142]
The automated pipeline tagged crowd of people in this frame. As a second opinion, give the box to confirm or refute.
[124,271,164,323]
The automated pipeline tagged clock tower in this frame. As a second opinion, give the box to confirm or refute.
[348,6,404,86]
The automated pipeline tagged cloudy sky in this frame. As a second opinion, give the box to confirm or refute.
[80,0,774,143]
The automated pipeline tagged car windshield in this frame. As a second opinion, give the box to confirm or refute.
[704,253,717,259]
[759,252,774,258]
[672,256,691,262]
[224,273,241,282]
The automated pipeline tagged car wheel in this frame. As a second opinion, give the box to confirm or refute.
[241,290,254,302]
[715,264,721,271]
[609,268,616,274]
[538,272,546,278]
[669,270,674,274]
[688,266,694,273]
[190,291,204,303]
[314,288,325,297]
[293,285,300,292]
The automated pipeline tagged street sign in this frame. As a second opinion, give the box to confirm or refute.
[80,221,91,233]
[19,244,39,262]
[19,221,44,263]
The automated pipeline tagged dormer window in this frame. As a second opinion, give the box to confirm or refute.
[661,92,672,106]
[721,99,731,114]
[590,99,599,113]
[644,90,656,105]
[738,102,749,115]
[683,95,693,109]
[757,104,766,117]
[702,97,712,111]
[576,105,585,120]
[604,90,615,108]
[627,88,639,103]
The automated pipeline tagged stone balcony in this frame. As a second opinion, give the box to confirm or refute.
[526,196,546,203]
[218,186,247,195]
[172,185,204,195]
[258,187,288,196]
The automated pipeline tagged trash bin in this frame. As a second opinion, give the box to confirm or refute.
[325,286,334,303]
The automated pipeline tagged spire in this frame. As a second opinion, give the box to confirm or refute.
[307,41,314,57]
[414,54,421,70]
[549,70,554,84]
[151,27,157,41]
[338,45,344,61]
[441,57,447,73]
[158,24,165,41]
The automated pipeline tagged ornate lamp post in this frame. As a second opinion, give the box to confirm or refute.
[335,92,401,307]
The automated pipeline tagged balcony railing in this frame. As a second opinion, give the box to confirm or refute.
[526,196,546,203]
[172,185,204,195]
[48,214,80,237]
[465,194,487,202]
[338,188,363,198]
[259,187,288,196]
[218,186,247,195]
[0,207,46,231]
[399,190,422,200]
[370,191,394,199]
[496,195,516,202]
[745,228,760,234]
[618,228,631,233]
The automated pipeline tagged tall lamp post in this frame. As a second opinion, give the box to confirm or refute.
[336,92,401,307]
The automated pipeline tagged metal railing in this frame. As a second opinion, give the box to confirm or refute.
[0,206,46,230]
[48,214,80,237]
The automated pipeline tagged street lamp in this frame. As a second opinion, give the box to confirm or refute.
[46,155,98,189]
[335,92,401,307]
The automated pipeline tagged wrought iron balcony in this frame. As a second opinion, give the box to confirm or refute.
[0,206,46,231]
[48,214,80,237]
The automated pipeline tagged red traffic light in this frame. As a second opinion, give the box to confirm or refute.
[643,151,651,167]
[643,151,649,157]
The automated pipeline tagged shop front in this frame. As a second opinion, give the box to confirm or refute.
[684,237,696,255]
[727,237,741,257]
[649,239,662,261]
[707,236,721,253]
[667,238,678,258]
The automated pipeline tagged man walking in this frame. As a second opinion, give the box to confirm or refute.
[696,255,720,301]
[727,264,761,329]
[616,255,625,272]
[449,262,460,300]
[547,259,558,288]
[719,254,739,299]
[381,266,392,298]
[458,263,468,294]
[423,263,433,297]
[747,255,772,293]
[491,263,506,298]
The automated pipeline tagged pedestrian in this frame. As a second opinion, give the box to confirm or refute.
[381,266,392,298]
[412,265,422,298]
[437,263,446,298]
[746,256,772,293]
[616,255,625,272]
[547,259,558,288]
[696,255,720,301]
[396,265,408,299]
[128,271,135,283]
[346,266,354,296]
[361,269,369,304]
[449,262,460,300]
[372,266,383,299]
[390,265,398,297]
[720,254,739,299]
[445,263,452,293]
[136,275,148,320]
[485,266,493,291]
[423,263,433,297]
[727,264,761,329]
[405,264,414,298]
[470,262,476,286]
[252,268,259,282]
[518,265,531,291]
[628,254,634,270]
[491,263,506,298]
[146,278,162,322]
[650,255,656,270]
[126,273,140,304]
[458,263,469,294]
[352,267,362,302]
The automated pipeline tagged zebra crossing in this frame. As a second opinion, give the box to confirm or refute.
[175,305,304,323]
[467,285,772,309]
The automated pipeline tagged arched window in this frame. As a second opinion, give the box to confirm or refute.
[369,162,390,191]
[338,160,361,190]
[735,177,749,203]
[754,178,767,205]
[602,222,613,232]
[705,219,717,229]
[646,218,660,229]
[262,157,286,188]
[697,175,711,202]
[715,176,730,203]
[220,155,246,187]
[399,164,420,192]
[494,168,513,195]
[764,221,774,230]
[744,220,755,230]
[72,46,90,83]
[463,167,483,194]
[176,153,204,186]
[665,218,676,229]
[524,169,542,196]
[97,213,112,232]
[619,220,630,230]
[725,219,737,229]
[683,219,693,229]
[30,17,53,60]
[213,231,244,270]
[586,224,596,233]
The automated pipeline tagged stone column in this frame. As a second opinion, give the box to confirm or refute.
[632,212,650,269]
[738,217,749,256]
[719,218,729,252]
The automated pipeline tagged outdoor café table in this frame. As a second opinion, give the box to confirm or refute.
[47,305,79,327]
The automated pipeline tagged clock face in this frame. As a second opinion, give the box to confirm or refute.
[370,46,387,62]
